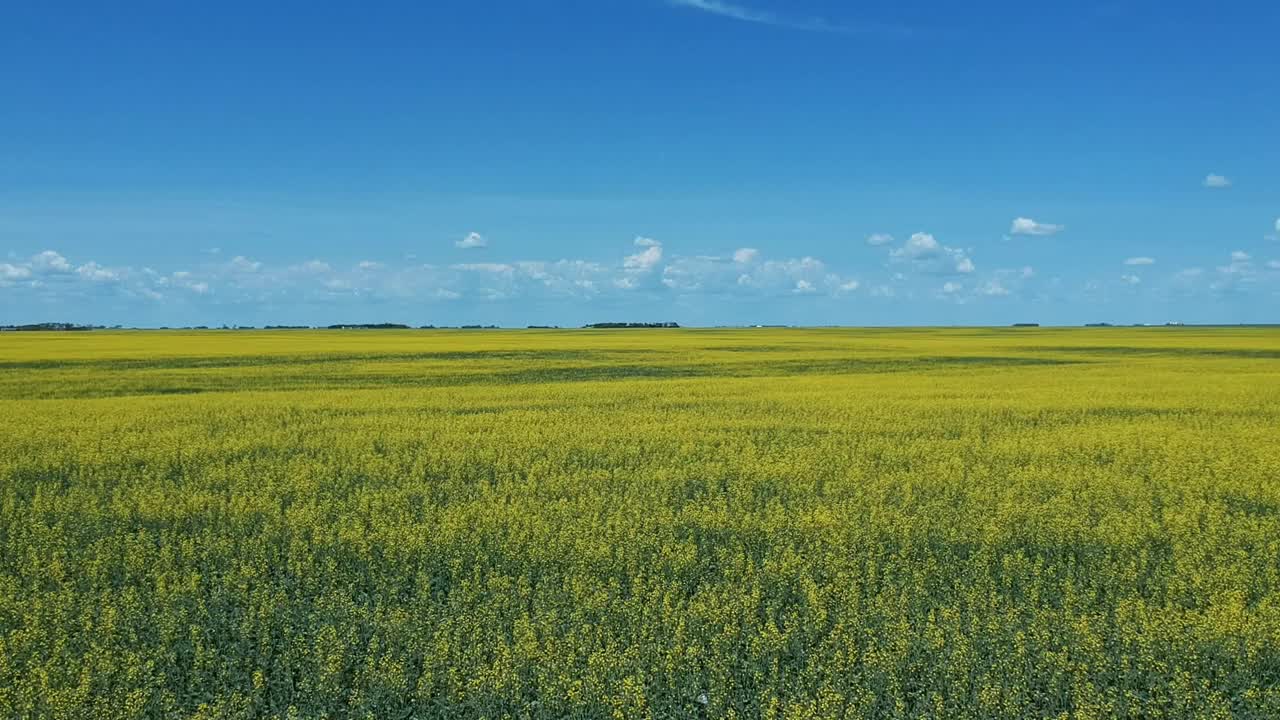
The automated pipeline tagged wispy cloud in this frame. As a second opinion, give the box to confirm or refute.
[1010,217,1065,237]
[1202,173,1231,189]
[667,0,907,36]
[977,279,1010,296]
[456,232,488,249]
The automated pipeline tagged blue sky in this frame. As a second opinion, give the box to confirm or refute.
[2,0,1278,326]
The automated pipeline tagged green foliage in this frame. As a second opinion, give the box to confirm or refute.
[1,328,1278,718]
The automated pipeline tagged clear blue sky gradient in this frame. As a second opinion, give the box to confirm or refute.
[2,0,1278,326]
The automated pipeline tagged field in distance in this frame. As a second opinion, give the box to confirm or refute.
[2,327,1278,718]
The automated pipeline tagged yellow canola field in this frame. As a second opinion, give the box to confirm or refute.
[1,327,1278,719]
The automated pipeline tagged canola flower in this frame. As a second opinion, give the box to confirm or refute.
[0,327,1278,719]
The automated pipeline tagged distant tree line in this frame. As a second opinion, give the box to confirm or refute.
[0,323,103,332]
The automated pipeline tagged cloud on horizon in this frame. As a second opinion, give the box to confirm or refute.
[2,235,1275,324]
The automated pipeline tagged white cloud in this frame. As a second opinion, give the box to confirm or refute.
[1203,174,1231,188]
[889,232,975,275]
[793,279,816,294]
[893,232,939,258]
[733,247,759,264]
[456,231,487,249]
[866,233,894,246]
[941,282,961,294]
[0,263,32,282]
[31,250,72,273]
[1121,274,1141,285]
[1010,217,1064,236]
[357,261,382,271]
[623,238,664,273]
[75,262,119,282]
[1230,250,1250,262]
[1123,257,1155,266]
[837,280,859,293]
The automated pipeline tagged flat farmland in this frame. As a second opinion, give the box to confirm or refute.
[2,328,1278,719]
